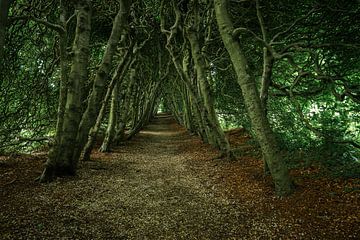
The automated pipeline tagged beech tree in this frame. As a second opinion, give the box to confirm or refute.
[214,0,293,195]
[1,0,359,196]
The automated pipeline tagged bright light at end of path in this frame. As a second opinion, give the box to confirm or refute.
[140,130,176,136]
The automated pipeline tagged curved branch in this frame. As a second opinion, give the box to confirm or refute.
[10,15,65,33]
[270,8,316,44]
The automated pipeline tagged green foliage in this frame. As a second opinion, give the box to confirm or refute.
[211,0,360,178]
[1,7,58,152]
[1,0,359,179]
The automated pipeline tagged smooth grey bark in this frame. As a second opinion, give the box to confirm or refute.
[214,0,293,196]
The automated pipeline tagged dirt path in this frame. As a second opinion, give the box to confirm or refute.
[1,115,359,239]
[0,115,243,239]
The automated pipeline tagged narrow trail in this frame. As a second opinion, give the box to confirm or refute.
[81,114,245,239]
[1,114,359,239]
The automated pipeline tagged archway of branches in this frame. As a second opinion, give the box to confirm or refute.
[1,0,359,196]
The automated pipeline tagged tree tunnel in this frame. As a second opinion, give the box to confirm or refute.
[1,0,359,197]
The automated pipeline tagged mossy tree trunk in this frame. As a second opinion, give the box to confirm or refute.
[168,93,183,124]
[41,0,131,181]
[130,85,141,129]
[181,86,196,133]
[173,49,211,144]
[56,1,72,135]
[72,0,131,165]
[99,82,119,152]
[82,44,132,160]
[160,1,196,134]
[181,48,207,140]
[46,2,72,170]
[181,48,210,140]
[214,0,293,196]
[40,0,91,182]
[161,0,230,149]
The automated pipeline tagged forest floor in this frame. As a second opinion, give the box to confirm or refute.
[0,114,359,239]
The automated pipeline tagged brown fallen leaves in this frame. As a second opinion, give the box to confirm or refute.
[0,116,359,239]
[184,127,360,239]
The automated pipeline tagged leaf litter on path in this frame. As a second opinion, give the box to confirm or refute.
[0,115,359,239]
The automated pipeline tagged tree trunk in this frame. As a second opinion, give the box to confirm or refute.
[160,2,210,144]
[82,45,132,160]
[127,83,160,140]
[40,1,91,182]
[260,48,274,175]
[99,82,119,152]
[181,87,195,133]
[72,0,130,165]
[46,2,71,168]
[214,0,293,196]
[259,48,274,115]
[168,94,182,124]
[130,85,141,129]
[113,67,136,144]
[173,47,209,143]
[53,1,71,150]
[187,28,232,158]
[181,49,206,139]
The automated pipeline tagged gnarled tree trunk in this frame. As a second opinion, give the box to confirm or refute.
[72,0,131,165]
[40,0,91,182]
[214,0,293,196]
[82,43,132,160]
